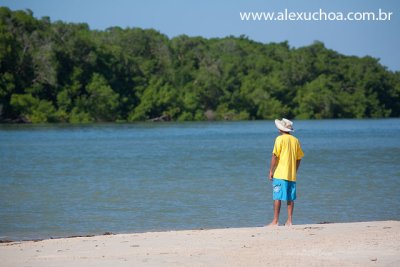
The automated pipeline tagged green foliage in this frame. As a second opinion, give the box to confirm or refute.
[10,93,56,122]
[295,75,340,119]
[69,107,92,123]
[0,7,399,123]
[85,73,119,121]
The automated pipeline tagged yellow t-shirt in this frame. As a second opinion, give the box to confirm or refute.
[272,134,304,182]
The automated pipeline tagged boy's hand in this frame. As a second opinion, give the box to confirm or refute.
[269,171,274,181]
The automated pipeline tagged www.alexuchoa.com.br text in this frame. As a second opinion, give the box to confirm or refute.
[240,8,393,22]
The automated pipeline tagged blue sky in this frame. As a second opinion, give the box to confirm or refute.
[2,0,399,71]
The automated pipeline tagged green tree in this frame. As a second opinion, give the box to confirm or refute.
[10,93,56,122]
[294,74,339,119]
[85,73,119,121]
[0,7,399,123]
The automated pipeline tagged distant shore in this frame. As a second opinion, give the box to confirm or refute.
[1,221,399,267]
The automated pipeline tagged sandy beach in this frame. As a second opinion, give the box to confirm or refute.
[1,221,399,267]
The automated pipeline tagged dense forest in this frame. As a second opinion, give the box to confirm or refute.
[0,7,399,123]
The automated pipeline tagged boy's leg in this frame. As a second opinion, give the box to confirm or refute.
[269,200,281,226]
[285,200,294,226]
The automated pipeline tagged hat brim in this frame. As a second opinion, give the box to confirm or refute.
[275,119,293,132]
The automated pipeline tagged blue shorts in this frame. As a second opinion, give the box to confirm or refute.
[272,178,296,201]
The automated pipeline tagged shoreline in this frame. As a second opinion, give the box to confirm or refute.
[0,221,336,243]
[0,231,115,244]
[1,221,399,266]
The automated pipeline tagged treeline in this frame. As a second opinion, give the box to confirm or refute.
[0,7,399,123]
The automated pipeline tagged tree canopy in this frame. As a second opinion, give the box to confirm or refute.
[1,7,399,123]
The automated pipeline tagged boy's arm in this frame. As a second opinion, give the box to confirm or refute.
[269,154,278,180]
[296,159,301,172]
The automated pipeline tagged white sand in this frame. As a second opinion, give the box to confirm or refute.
[1,221,399,267]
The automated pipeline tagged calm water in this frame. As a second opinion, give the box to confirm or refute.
[1,120,399,240]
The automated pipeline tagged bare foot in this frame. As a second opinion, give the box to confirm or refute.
[284,221,293,227]
[266,221,279,227]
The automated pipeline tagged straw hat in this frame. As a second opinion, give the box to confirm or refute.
[274,118,294,132]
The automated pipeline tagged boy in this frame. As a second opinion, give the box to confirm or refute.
[268,118,304,226]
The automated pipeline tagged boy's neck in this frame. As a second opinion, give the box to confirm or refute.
[279,130,291,135]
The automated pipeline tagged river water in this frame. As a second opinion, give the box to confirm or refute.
[1,119,399,240]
